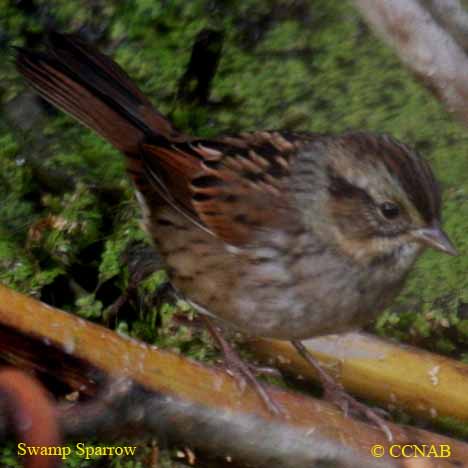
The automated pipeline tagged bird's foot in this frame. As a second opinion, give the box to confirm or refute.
[291,340,393,442]
[205,318,285,416]
[322,384,392,442]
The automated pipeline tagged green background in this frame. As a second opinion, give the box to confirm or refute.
[1,0,468,465]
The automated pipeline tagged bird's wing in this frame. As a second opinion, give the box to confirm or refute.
[142,131,311,245]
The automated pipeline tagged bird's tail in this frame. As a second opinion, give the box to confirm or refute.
[15,32,180,157]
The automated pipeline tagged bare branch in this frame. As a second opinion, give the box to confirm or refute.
[60,379,394,468]
[249,333,468,424]
[427,0,468,52]
[0,369,61,468]
[1,284,468,465]
[353,0,468,127]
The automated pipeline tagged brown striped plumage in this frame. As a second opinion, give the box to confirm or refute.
[16,33,456,339]
[16,32,459,430]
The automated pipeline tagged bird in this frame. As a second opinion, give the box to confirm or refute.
[16,32,457,435]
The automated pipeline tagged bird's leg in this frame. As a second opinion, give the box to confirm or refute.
[173,314,281,377]
[291,340,393,442]
[204,317,284,416]
[104,268,151,323]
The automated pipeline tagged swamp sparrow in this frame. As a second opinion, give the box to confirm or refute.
[16,33,457,428]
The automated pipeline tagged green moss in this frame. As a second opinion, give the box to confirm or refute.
[3,0,468,462]
[33,184,102,265]
[0,442,21,468]
[99,212,145,285]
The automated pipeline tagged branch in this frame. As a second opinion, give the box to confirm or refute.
[352,0,468,127]
[0,284,467,465]
[427,0,468,52]
[59,379,392,468]
[0,369,60,468]
[248,333,468,424]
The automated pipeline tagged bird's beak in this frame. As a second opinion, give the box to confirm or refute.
[412,223,458,256]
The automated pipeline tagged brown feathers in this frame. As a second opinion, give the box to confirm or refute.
[15,32,457,355]
[15,32,176,155]
[15,32,448,254]
[141,132,305,245]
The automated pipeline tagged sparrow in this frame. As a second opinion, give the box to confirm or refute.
[16,32,457,430]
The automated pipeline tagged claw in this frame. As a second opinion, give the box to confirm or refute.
[292,340,393,442]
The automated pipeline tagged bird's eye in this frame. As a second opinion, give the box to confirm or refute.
[380,202,400,220]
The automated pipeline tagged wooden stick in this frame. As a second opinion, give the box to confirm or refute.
[248,334,468,422]
[0,284,466,465]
